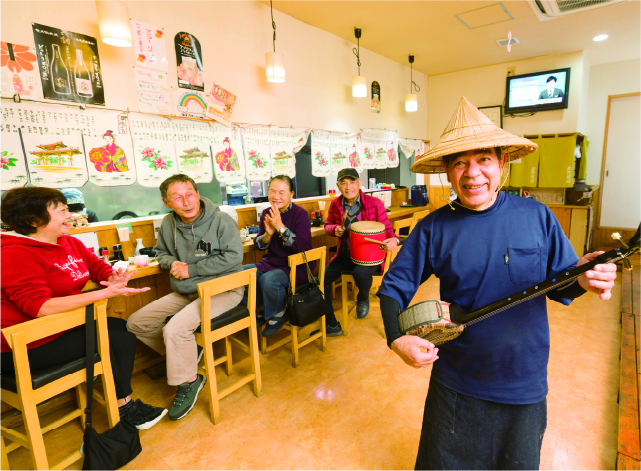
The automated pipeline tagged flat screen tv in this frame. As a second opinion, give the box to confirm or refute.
[505,68,570,114]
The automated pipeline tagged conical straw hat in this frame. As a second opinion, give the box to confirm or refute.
[411,97,538,174]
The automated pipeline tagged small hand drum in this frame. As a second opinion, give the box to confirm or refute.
[398,300,465,346]
[349,221,386,266]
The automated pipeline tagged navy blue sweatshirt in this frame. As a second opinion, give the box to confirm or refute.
[378,192,579,404]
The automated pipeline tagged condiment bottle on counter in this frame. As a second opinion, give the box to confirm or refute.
[101,249,110,263]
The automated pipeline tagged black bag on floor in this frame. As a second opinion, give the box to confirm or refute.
[286,252,326,327]
[82,304,142,470]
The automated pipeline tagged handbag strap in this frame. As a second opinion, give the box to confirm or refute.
[85,304,95,428]
[288,252,317,296]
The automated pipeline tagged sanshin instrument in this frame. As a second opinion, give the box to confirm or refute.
[399,231,640,346]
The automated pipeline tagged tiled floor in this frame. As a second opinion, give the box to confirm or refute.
[6,275,622,470]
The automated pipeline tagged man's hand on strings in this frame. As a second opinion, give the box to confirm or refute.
[577,251,617,300]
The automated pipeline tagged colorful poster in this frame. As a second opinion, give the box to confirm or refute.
[346,133,363,173]
[212,123,245,183]
[205,83,236,127]
[173,89,207,119]
[241,125,271,181]
[386,138,399,168]
[1,42,43,99]
[22,131,88,188]
[32,23,104,105]
[371,81,381,114]
[173,120,213,184]
[134,67,170,114]
[174,32,204,91]
[269,127,309,178]
[85,111,136,186]
[131,20,168,72]
[361,129,397,169]
[329,132,348,175]
[310,130,332,177]
[399,137,424,161]
[1,131,28,190]
[129,113,176,187]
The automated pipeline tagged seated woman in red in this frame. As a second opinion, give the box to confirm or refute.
[0,187,167,430]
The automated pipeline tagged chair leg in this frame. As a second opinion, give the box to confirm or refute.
[248,326,262,398]
[259,326,267,355]
[1,435,10,471]
[320,315,327,351]
[75,384,87,432]
[202,339,221,424]
[224,336,233,376]
[21,401,48,470]
[290,325,300,368]
[341,275,349,336]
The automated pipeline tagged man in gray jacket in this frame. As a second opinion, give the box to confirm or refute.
[127,174,243,421]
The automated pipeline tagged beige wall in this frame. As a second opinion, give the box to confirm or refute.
[584,58,640,185]
[1,1,428,138]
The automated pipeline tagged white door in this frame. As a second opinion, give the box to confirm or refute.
[600,94,641,229]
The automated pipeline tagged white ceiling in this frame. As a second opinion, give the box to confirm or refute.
[265,0,641,75]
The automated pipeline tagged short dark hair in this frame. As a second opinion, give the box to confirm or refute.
[269,175,294,192]
[546,76,557,83]
[159,174,198,200]
[68,203,85,213]
[1,187,67,235]
[443,147,502,168]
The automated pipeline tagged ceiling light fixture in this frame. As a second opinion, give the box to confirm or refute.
[405,55,420,112]
[96,1,133,47]
[265,0,285,83]
[352,28,366,98]
[593,34,608,41]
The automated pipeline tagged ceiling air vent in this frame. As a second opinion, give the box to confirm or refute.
[528,0,629,20]
[497,37,520,47]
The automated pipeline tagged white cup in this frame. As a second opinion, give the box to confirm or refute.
[134,255,149,267]
[113,260,129,272]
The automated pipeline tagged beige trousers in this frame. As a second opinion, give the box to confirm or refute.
[126,287,244,385]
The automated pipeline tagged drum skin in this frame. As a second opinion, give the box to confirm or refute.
[349,221,386,266]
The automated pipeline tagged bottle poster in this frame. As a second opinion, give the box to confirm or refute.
[32,23,105,105]
[205,83,236,127]
[371,81,381,114]
[131,20,168,72]
[133,67,171,114]
[174,32,204,91]
[1,42,43,99]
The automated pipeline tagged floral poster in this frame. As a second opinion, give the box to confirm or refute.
[134,67,170,114]
[310,130,332,177]
[345,133,363,173]
[129,113,176,187]
[174,32,204,91]
[173,120,213,184]
[85,110,136,186]
[173,89,207,119]
[131,20,168,71]
[1,131,28,190]
[269,127,309,178]
[241,125,271,181]
[399,137,424,161]
[1,42,43,99]
[386,136,399,169]
[212,123,245,183]
[360,137,376,170]
[205,83,236,127]
[22,131,88,188]
[361,129,398,169]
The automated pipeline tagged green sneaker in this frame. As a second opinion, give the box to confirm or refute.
[168,374,207,421]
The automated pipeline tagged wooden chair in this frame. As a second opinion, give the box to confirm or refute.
[260,247,327,368]
[196,269,262,424]
[410,209,430,232]
[1,299,120,470]
[394,217,413,243]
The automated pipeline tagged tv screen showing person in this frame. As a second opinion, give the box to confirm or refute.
[538,76,564,101]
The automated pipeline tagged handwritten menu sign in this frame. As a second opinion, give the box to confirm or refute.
[131,20,168,71]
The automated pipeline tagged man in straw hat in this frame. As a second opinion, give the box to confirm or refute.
[377,97,617,470]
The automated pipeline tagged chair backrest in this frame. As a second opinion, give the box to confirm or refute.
[198,269,257,322]
[410,210,430,232]
[393,217,413,235]
[288,247,327,295]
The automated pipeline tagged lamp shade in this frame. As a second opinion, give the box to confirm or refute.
[96,1,132,47]
[265,52,286,83]
[352,76,367,97]
[405,93,418,112]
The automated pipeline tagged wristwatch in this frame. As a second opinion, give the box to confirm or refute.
[279,226,288,236]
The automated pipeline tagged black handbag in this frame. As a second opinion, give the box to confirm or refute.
[82,304,142,470]
[286,252,326,327]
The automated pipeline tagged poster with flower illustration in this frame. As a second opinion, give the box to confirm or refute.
[134,140,176,187]
[310,130,332,177]
[361,129,398,169]
[328,132,348,175]
[1,42,43,99]
[1,131,28,190]
[345,133,363,173]
[269,127,309,178]
[241,125,271,181]
[173,120,213,184]
[212,123,245,183]
[21,131,88,188]
[399,137,424,161]
[131,20,168,72]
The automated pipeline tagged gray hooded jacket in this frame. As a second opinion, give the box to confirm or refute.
[154,197,243,295]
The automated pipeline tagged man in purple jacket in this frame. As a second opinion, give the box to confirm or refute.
[240,175,314,337]
[322,168,399,336]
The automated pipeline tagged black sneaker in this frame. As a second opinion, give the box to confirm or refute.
[311,322,343,337]
[124,399,168,430]
[356,299,370,319]
[168,374,207,421]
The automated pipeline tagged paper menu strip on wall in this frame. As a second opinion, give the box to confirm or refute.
[70,232,100,256]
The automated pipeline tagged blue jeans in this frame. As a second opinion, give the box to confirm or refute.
[415,377,546,470]
[240,264,290,320]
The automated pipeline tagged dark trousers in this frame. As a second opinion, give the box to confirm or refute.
[1,317,136,399]
[416,377,546,470]
[323,253,379,327]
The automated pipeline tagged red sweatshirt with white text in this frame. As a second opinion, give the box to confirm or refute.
[1,233,113,352]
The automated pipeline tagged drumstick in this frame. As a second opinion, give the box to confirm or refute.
[341,210,348,229]
[364,237,385,245]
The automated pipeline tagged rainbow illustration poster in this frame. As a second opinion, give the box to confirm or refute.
[173,89,207,119]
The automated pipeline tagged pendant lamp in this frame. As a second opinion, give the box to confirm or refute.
[265,0,285,82]
[352,28,366,97]
[405,55,420,112]
[96,1,133,47]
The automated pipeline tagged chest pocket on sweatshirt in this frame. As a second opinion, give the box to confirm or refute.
[507,247,544,285]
